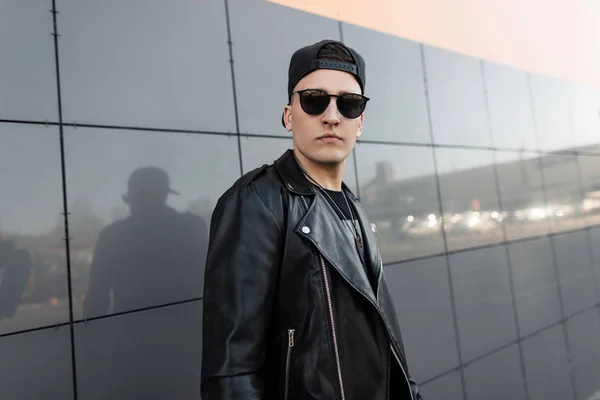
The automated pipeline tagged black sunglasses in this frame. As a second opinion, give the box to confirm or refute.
[291,89,369,119]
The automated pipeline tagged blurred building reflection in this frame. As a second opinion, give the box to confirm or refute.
[363,144,600,263]
[0,234,32,321]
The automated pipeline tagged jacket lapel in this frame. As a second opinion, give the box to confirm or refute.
[349,197,383,298]
[275,149,382,305]
[295,192,378,306]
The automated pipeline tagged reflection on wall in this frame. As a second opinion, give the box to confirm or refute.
[0,236,31,321]
[81,166,208,319]
[0,217,70,334]
[0,125,70,334]
[0,161,212,332]
[362,158,442,261]
[4,142,600,327]
[362,143,600,263]
[60,127,240,322]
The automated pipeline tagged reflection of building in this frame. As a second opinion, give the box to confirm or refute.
[365,143,600,243]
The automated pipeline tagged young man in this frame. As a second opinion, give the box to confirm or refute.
[201,39,422,400]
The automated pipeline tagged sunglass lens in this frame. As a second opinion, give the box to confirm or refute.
[299,90,330,115]
[338,94,366,119]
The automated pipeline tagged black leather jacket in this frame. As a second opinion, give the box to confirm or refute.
[202,150,422,400]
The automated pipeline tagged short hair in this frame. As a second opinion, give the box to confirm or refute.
[316,42,355,64]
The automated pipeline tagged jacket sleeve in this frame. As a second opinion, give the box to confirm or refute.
[201,181,282,400]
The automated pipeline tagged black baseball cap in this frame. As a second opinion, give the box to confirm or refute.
[282,39,367,127]
[287,39,366,96]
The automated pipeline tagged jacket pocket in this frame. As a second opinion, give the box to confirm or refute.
[284,328,295,400]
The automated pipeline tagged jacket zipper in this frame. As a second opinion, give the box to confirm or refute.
[301,196,346,398]
[319,255,346,400]
[301,196,398,400]
[320,254,413,400]
[285,329,295,400]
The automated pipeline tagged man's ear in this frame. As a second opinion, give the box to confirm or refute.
[356,113,364,138]
[283,104,293,132]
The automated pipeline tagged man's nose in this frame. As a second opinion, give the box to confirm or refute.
[321,97,341,125]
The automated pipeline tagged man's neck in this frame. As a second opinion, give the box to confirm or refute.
[293,149,345,191]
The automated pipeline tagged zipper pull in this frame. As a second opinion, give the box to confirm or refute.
[288,329,295,347]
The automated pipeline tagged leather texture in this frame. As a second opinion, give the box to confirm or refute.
[202,150,422,400]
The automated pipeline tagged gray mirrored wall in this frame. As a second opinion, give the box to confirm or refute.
[1,0,599,399]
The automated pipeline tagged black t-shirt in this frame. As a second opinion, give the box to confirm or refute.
[322,188,353,221]
[322,190,392,398]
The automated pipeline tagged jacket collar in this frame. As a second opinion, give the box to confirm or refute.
[277,145,383,302]
[273,149,358,200]
[295,188,382,304]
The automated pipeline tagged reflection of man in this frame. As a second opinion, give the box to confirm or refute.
[0,234,32,320]
[83,166,208,318]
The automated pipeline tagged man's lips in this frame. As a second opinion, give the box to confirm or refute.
[317,134,343,142]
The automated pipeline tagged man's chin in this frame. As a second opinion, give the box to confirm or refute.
[294,146,350,167]
[311,151,349,166]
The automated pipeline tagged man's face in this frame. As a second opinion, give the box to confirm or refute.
[283,69,364,166]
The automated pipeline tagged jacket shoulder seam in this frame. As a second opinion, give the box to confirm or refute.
[249,180,283,233]
[243,164,269,187]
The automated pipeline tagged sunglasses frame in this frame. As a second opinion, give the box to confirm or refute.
[290,89,370,119]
